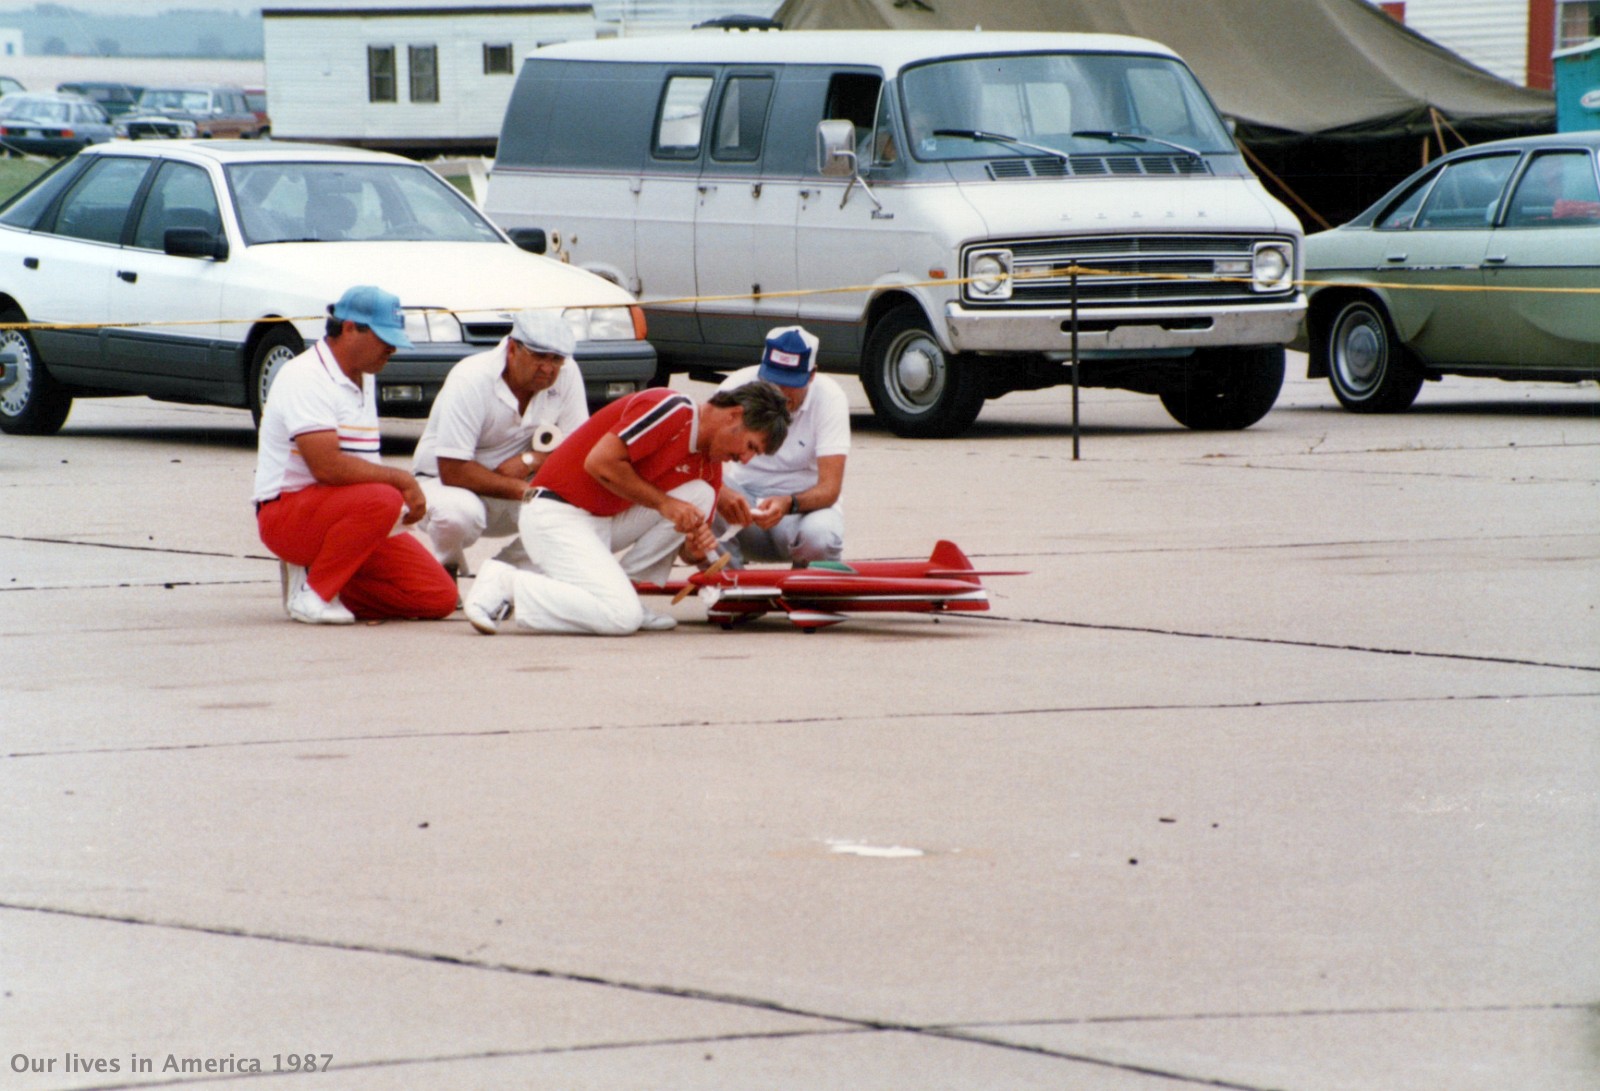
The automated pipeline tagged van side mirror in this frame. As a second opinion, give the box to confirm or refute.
[508,227,548,255]
[816,119,858,178]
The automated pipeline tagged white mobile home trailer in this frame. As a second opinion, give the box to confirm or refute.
[262,2,597,154]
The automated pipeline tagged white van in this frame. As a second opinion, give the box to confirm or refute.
[486,30,1305,437]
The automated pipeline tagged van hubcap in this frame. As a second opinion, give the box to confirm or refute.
[889,333,945,410]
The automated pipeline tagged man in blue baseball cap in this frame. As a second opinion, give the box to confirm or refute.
[709,325,850,567]
[252,285,456,624]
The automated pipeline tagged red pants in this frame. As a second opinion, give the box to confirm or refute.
[258,483,457,620]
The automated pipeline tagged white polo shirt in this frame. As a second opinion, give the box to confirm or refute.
[718,365,851,497]
[252,340,378,503]
[411,339,588,478]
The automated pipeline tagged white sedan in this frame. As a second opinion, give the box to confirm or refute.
[0,140,655,435]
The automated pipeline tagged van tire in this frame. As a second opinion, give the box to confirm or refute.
[1158,346,1283,431]
[0,306,72,436]
[862,304,983,438]
[249,324,305,428]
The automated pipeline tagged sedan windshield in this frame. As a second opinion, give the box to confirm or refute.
[898,52,1234,162]
[226,161,505,246]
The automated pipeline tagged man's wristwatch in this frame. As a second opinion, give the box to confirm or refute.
[790,494,803,514]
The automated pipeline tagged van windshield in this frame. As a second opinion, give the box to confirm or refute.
[898,52,1234,162]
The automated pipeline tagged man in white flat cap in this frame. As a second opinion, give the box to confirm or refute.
[411,308,589,578]
[713,325,850,566]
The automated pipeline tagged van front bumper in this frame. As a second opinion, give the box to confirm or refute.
[944,298,1306,355]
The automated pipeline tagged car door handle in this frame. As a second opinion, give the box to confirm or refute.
[1482,254,1508,265]
[23,257,38,269]
[696,184,716,195]
[117,270,137,283]
[1384,253,1408,263]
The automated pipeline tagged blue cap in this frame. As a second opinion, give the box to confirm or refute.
[331,285,413,349]
[758,326,818,388]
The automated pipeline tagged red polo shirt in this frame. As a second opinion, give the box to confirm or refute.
[532,388,722,516]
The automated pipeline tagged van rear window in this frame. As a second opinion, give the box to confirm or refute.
[654,75,712,159]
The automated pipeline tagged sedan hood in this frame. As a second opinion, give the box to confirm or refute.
[236,239,637,319]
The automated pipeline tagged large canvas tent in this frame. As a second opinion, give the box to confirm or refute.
[770,0,1556,226]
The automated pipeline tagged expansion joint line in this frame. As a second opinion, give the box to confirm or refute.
[0,901,1277,1090]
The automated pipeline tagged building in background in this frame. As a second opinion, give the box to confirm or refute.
[1373,1,1598,89]
[262,1,598,155]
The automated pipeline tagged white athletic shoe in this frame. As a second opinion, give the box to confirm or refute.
[286,583,355,625]
[638,608,678,632]
[464,559,516,635]
[278,560,307,617]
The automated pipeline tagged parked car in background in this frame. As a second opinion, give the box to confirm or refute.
[114,85,265,140]
[0,141,655,435]
[0,92,114,157]
[1299,130,1600,411]
[56,80,143,118]
[244,87,270,136]
[0,76,24,97]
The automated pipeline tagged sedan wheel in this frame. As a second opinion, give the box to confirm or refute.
[0,308,72,436]
[1326,299,1423,413]
[249,323,305,427]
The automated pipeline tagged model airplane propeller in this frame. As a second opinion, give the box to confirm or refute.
[637,540,1024,632]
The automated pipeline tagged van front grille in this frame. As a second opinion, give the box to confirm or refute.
[965,234,1295,308]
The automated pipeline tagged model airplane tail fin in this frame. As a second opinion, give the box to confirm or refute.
[929,540,972,572]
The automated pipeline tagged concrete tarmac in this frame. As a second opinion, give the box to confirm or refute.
[2,365,1596,1090]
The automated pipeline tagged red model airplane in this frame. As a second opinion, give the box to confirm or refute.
[637,540,1022,632]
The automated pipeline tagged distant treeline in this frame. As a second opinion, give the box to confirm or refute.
[0,5,264,59]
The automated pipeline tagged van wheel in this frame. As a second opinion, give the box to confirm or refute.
[0,307,72,436]
[249,323,305,427]
[1325,298,1422,412]
[1158,346,1284,430]
[862,304,983,438]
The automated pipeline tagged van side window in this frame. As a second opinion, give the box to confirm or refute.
[823,72,881,133]
[712,75,773,162]
[654,75,713,159]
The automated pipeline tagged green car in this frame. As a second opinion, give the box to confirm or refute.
[1299,130,1600,411]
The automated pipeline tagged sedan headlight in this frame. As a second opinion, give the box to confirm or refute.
[1251,243,1293,292]
[966,249,1013,299]
[564,305,644,341]
[402,309,462,344]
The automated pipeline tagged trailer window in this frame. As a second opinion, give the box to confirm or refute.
[368,46,396,103]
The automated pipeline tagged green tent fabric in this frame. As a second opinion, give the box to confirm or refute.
[771,0,1553,137]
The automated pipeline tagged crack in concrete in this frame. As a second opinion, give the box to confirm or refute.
[6,691,1595,761]
[2,902,1279,1090]
[990,615,1600,674]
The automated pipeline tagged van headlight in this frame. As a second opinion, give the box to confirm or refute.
[403,309,462,344]
[565,305,637,341]
[967,249,1013,299]
[1251,243,1293,292]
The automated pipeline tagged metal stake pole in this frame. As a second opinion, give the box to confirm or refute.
[1070,268,1080,461]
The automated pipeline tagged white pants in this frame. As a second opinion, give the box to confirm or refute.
[417,478,529,571]
[507,480,713,635]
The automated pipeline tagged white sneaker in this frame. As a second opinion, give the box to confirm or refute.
[278,560,307,617]
[639,608,677,632]
[464,559,516,635]
[287,583,355,625]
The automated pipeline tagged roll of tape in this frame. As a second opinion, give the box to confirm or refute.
[531,424,563,454]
